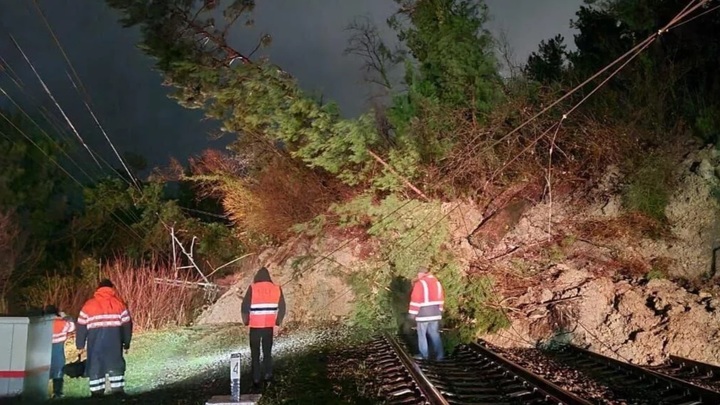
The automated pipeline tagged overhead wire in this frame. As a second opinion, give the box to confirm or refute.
[7,34,102,168]
[290,1,718,324]
[484,0,709,189]
[671,1,720,30]
[466,0,710,158]
[0,7,221,270]
[0,63,146,228]
[1,59,142,199]
[351,0,716,345]
[0,83,100,183]
[29,0,141,191]
[0,42,151,250]
[458,0,715,347]
[0,107,154,252]
[0,14,158,227]
[0,108,82,185]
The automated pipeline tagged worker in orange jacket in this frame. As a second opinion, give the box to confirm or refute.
[241,267,286,391]
[45,305,76,398]
[76,279,133,397]
[408,268,445,361]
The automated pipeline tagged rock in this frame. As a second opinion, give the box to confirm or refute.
[698,159,716,182]
[539,289,554,303]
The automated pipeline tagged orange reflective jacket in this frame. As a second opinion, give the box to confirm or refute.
[408,274,444,322]
[77,287,131,330]
[248,281,282,328]
[52,317,76,344]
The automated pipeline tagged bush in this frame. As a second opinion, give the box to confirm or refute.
[22,257,205,331]
[622,154,674,221]
[342,194,508,344]
[190,150,348,243]
[103,258,205,330]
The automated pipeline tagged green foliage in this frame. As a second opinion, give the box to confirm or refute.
[106,0,509,195]
[646,267,667,280]
[292,215,327,237]
[0,107,242,313]
[389,0,501,112]
[341,193,507,341]
[622,154,674,221]
[525,34,568,84]
[0,112,70,241]
[106,0,393,189]
[538,0,720,138]
[78,178,242,265]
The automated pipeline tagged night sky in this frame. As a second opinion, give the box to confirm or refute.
[0,0,582,171]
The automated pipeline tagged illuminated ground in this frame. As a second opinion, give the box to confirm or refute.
[8,324,377,404]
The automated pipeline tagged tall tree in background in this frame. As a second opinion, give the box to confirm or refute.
[0,112,71,268]
[524,34,568,84]
[527,0,720,140]
[389,0,501,113]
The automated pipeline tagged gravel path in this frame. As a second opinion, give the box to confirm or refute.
[7,326,381,405]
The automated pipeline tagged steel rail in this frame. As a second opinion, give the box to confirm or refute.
[470,342,593,405]
[669,355,720,379]
[566,345,720,404]
[384,333,449,405]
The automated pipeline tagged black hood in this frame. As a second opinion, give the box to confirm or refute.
[253,267,272,283]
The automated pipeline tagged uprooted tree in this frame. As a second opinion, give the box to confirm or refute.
[102,0,720,337]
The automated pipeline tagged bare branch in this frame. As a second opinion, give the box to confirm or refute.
[344,16,397,90]
[495,28,521,78]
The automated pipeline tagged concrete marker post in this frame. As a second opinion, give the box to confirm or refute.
[206,352,261,405]
[230,352,240,401]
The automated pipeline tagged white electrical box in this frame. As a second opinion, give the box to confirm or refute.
[0,315,54,400]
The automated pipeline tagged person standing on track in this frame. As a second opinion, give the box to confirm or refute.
[408,267,445,361]
[241,266,286,392]
[45,304,76,398]
[76,279,133,397]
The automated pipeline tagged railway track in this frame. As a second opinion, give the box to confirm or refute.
[647,355,720,392]
[550,345,720,404]
[367,334,720,404]
[367,334,591,404]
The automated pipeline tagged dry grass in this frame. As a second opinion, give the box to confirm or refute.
[424,85,641,199]
[190,150,350,242]
[103,258,204,330]
[24,257,203,331]
[574,212,670,241]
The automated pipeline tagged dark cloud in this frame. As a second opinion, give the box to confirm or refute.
[0,0,582,169]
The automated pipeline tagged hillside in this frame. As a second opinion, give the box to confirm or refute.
[4,0,719,374]
[198,138,720,365]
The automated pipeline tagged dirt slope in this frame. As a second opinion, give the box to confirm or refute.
[199,142,720,365]
[197,234,371,325]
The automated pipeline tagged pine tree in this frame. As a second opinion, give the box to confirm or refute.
[106,0,384,186]
[389,0,501,113]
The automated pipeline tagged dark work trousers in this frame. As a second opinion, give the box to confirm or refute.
[249,327,274,384]
[50,343,65,397]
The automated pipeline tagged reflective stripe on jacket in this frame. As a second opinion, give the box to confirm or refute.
[409,274,444,322]
[248,281,281,328]
[76,286,133,379]
[52,317,76,343]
